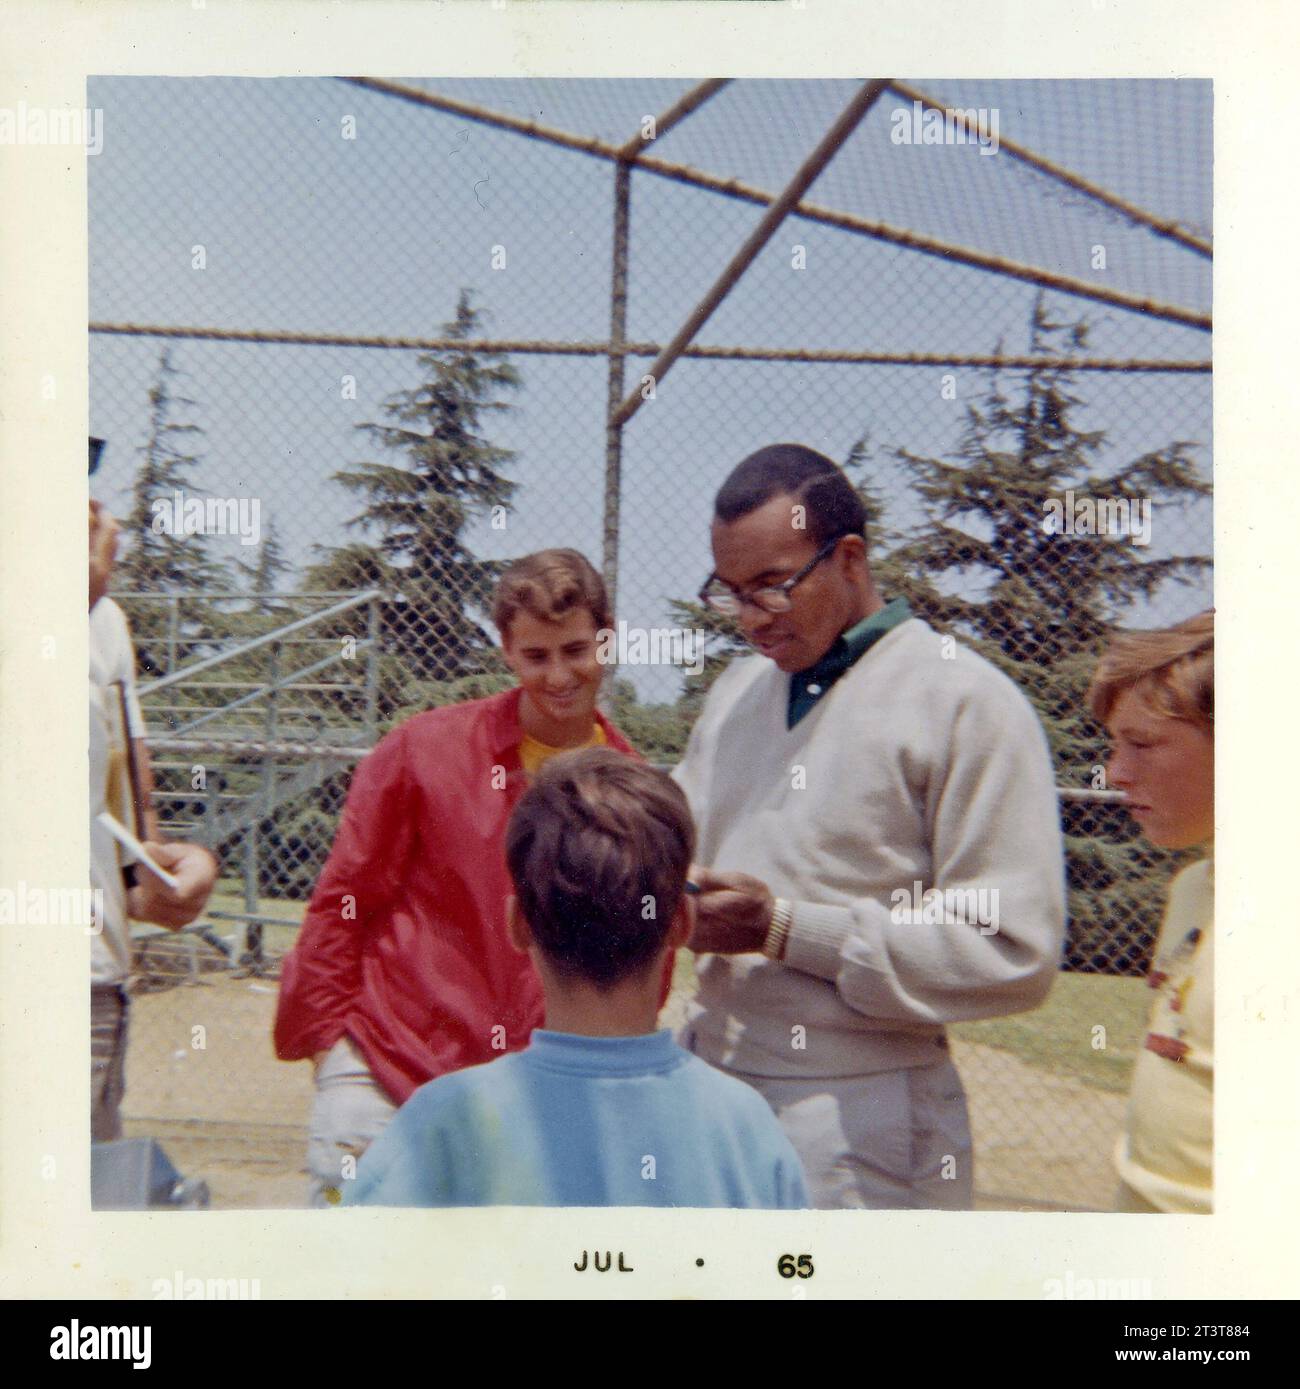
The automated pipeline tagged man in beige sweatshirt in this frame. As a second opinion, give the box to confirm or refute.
[674,443,1066,1209]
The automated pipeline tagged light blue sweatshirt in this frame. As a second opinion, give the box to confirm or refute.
[343,1028,810,1209]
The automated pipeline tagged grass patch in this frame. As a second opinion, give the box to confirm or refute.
[951,972,1151,1093]
[195,886,308,956]
[186,891,1153,1095]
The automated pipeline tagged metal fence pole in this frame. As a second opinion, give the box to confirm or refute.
[602,159,633,624]
[245,640,280,971]
[166,593,179,676]
[203,769,218,851]
[363,593,380,738]
[601,79,728,649]
[241,811,258,967]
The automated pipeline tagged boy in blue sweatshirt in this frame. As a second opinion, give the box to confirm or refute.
[344,748,809,1209]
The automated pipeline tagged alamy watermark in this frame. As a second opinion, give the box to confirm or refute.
[1,102,103,155]
[1042,490,1152,547]
[151,489,262,546]
[1044,1271,1154,1300]
[596,622,705,676]
[50,1321,149,1369]
[0,883,103,933]
[889,100,1000,156]
[891,881,1000,935]
[152,1270,261,1300]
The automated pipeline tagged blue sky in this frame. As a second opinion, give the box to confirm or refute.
[89,77,1212,699]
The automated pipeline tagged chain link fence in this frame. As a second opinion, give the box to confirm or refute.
[89,76,1212,1210]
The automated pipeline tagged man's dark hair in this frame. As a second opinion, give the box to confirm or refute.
[714,443,867,548]
[505,748,694,991]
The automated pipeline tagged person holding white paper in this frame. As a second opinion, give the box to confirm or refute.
[89,443,217,1141]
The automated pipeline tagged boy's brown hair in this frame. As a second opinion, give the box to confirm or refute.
[491,549,612,642]
[504,748,694,990]
[1086,609,1214,731]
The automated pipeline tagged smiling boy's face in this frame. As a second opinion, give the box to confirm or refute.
[1104,686,1214,849]
[501,606,604,732]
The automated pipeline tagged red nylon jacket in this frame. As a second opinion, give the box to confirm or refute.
[273,686,656,1104]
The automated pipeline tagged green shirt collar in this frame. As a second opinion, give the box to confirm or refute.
[787,597,911,728]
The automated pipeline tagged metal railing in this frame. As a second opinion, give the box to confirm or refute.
[116,589,383,970]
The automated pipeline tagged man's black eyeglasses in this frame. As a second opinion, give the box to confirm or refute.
[698,534,847,617]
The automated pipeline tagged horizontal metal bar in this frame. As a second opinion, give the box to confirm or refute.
[148,736,369,761]
[153,791,251,803]
[90,325,1212,373]
[152,679,363,690]
[137,591,380,694]
[137,639,366,651]
[143,709,358,722]
[168,646,371,736]
[114,590,375,600]
[206,910,302,927]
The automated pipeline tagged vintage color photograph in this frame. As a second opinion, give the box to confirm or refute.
[85,75,1213,1218]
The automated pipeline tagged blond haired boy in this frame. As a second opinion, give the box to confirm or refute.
[1087,610,1214,1213]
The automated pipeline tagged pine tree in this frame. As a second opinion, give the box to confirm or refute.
[236,516,292,617]
[307,290,521,711]
[113,347,231,677]
[871,299,1209,761]
[860,297,1211,973]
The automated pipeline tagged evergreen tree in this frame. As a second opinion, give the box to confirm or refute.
[307,290,521,713]
[113,347,231,677]
[236,516,292,617]
[870,299,1209,763]
[606,677,697,765]
[859,298,1211,973]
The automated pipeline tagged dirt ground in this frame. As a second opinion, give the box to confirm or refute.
[122,969,314,1209]
[122,966,1125,1212]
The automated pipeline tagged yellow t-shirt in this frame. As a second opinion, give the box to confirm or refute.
[1115,856,1214,1213]
[518,722,606,779]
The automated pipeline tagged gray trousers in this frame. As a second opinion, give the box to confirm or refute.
[91,984,130,1142]
[706,1055,975,1210]
[306,1036,399,1208]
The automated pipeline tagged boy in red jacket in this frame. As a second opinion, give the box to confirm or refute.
[274,549,650,1206]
